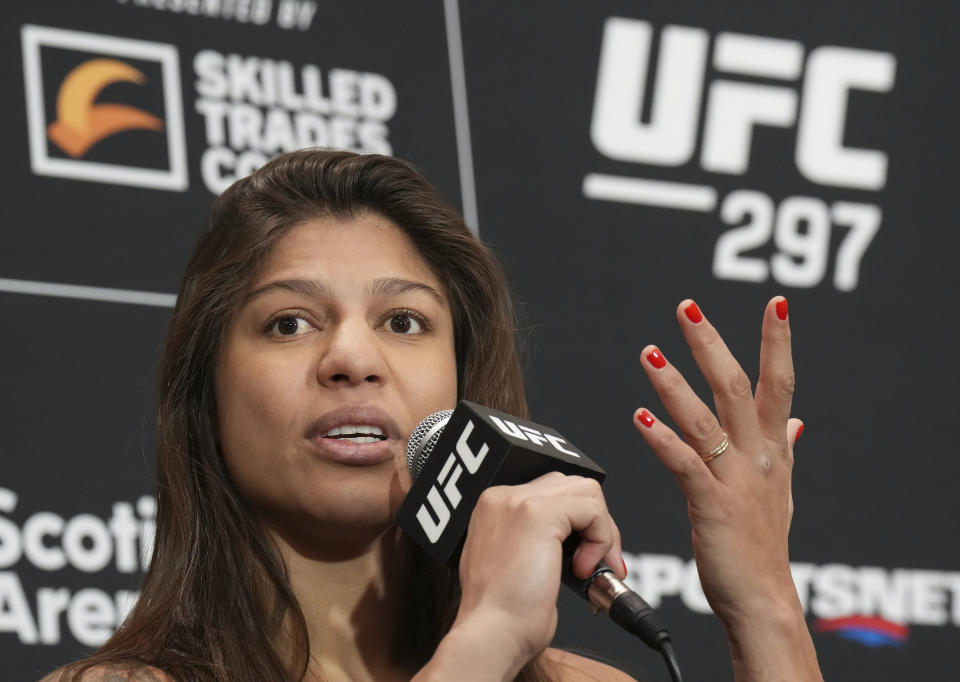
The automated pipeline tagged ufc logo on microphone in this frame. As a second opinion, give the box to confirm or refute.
[416,420,488,544]
[488,416,580,458]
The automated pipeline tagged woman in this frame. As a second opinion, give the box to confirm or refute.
[47,149,821,681]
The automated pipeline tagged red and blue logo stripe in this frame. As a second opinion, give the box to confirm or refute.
[814,616,909,647]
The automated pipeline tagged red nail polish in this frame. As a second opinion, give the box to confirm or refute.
[645,349,666,369]
[621,557,628,576]
[684,302,703,324]
[637,409,655,428]
[776,298,788,321]
[794,423,804,443]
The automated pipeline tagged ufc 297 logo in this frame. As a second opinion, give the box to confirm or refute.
[586,18,897,291]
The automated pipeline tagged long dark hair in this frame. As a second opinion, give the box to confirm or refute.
[62,150,549,681]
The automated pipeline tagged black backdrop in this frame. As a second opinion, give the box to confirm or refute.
[3,2,958,680]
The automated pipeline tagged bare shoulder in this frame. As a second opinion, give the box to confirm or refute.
[39,665,173,682]
[540,647,637,681]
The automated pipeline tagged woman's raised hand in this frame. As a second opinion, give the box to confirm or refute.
[633,297,822,681]
[418,296,823,682]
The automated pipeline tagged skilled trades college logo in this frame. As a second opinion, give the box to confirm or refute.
[21,25,188,190]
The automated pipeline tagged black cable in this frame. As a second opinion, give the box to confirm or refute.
[560,552,684,682]
[603,585,683,682]
[659,639,682,682]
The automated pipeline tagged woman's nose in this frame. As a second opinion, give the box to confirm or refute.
[316,319,387,387]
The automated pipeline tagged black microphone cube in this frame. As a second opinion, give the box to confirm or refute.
[395,401,606,568]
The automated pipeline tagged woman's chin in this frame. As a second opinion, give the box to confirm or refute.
[261,498,398,553]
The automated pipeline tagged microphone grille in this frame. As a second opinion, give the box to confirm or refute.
[406,409,454,479]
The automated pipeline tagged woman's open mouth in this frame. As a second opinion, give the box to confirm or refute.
[321,424,388,444]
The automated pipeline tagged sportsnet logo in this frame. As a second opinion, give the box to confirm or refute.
[21,25,188,191]
[624,552,960,648]
[814,616,909,648]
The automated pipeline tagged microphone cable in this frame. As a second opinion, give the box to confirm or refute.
[564,560,683,682]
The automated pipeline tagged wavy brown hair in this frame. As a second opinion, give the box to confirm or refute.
[60,150,549,681]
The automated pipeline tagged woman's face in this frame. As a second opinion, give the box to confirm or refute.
[214,213,458,546]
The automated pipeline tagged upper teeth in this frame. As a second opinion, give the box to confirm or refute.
[324,425,385,438]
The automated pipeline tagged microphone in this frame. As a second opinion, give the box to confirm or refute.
[395,401,676,660]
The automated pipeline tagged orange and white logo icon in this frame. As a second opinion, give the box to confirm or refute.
[21,25,188,191]
[47,58,165,159]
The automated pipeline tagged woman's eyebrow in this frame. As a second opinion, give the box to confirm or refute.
[242,278,329,305]
[241,277,446,306]
[367,277,447,306]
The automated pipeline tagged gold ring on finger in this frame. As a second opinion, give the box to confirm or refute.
[701,433,729,463]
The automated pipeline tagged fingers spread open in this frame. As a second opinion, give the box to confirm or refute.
[676,300,759,441]
[640,344,728,463]
[633,407,715,498]
[756,297,796,445]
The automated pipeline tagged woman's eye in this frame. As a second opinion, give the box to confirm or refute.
[271,316,311,336]
[387,314,424,335]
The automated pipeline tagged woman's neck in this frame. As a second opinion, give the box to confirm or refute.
[270,523,410,682]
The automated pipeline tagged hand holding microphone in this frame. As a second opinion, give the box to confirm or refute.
[397,402,679,680]
[457,472,625,667]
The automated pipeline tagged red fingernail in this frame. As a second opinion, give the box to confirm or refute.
[637,409,655,428]
[621,557,628,577]
[776,298,788,321]
[684,302,703,324]
[794,423,804,443]
[645,348,667,369]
